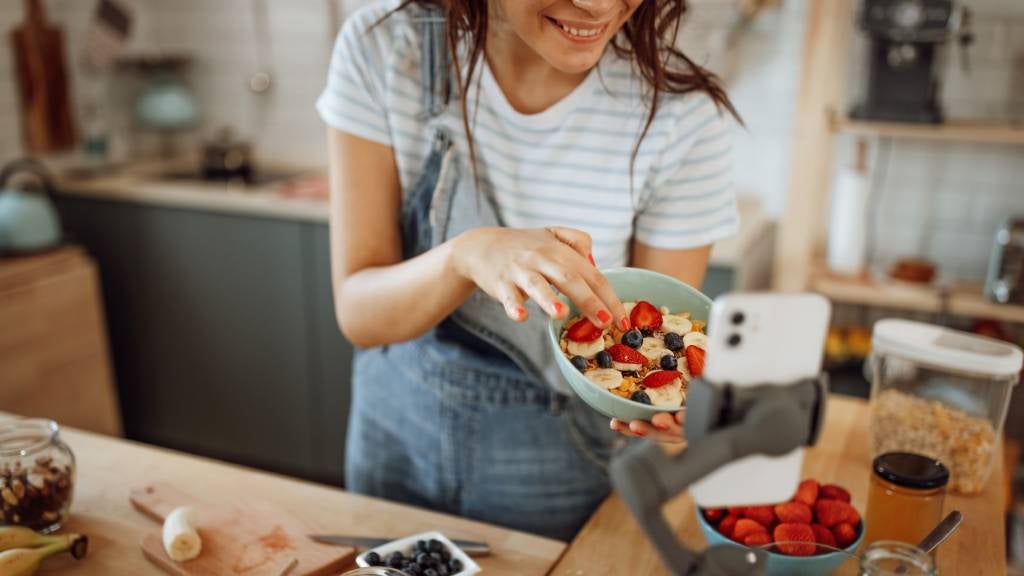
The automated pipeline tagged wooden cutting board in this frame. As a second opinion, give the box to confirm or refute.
[130,483,355,576]
[10,0,76,153]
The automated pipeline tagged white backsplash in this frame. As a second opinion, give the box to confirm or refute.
[1,0,1021,281]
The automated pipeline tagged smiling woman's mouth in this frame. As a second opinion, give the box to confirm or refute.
[546,16,608,41]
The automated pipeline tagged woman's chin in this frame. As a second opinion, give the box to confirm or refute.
[543,49,605,76]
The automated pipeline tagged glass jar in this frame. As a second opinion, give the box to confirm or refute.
[869,319,1022,494]
[860,540,936,576]
[0,419,75,533]
[864,452,948,546]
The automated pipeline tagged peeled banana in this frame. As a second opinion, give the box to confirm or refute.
[0,532,87,576]
[163,506,202,562]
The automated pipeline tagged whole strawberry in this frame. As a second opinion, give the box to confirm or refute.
[794,479,819,507]
[743,506,776,528]
[774,501,812,524]
[773,523,816,556]
[819,484,851,503]
[811,524,837,547]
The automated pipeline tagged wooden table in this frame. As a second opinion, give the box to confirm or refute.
[552,396,1006,575]
[13,420,564,575]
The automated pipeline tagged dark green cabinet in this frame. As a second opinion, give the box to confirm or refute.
[55,196,352,485]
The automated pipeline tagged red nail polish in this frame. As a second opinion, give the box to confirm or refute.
[588,252,596,266]
[619,317,631,331]
[597,309,611,324]
[514,306,527,319]
[553,302,566,315]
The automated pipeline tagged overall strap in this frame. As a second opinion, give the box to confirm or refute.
[417,6,450,118]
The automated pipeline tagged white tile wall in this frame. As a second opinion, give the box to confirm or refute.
[839,0,1024,282]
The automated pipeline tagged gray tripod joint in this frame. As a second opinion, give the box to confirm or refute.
[608,373,829,576]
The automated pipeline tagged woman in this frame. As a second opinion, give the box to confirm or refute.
[317,0,739,541]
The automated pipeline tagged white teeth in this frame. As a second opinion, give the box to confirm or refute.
[557,21,602,38]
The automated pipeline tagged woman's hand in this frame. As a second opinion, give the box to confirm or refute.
[610,411,685,444]
[452,226,629,330]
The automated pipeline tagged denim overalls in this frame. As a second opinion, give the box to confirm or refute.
[344,8,617,542]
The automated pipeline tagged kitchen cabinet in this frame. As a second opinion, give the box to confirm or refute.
[53,196,352,486]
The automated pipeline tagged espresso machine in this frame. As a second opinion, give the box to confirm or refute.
[851,0,973,123]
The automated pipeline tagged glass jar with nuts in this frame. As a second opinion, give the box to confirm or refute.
[0,419,75,533]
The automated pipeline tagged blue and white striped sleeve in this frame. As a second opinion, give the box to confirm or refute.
[316,6,392,146]
[634,97,739,250]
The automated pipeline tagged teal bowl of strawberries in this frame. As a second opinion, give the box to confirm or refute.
[696,480,866,576]
[547,267,712,423]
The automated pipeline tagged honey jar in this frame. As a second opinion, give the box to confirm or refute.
[864,452,949,546]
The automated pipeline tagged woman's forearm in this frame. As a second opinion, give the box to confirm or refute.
[333,236,476,348]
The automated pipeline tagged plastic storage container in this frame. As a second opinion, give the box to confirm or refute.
[869,319,1022,494]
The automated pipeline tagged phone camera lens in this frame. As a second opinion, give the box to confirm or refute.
[727,334,742,348]
[731,311,745,326]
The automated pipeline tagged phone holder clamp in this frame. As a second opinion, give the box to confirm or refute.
[608,373,829,576]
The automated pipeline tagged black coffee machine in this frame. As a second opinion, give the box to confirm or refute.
[852,0,972,124]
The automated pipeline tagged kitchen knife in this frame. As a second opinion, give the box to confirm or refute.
[308,535,491,557]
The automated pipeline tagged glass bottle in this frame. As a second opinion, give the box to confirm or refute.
[0,419,76,533]
[864,452,948,546]
[860,540,937,576]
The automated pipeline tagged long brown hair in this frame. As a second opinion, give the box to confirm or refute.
[383,0,740,186]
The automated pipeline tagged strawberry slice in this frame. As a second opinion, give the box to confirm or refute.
[607,344,645,365]
[566,318,603,342]
[629,301,663,332]
[686,345,705,377]
[641,370,682,389]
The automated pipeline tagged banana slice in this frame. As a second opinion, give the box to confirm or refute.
[586,368,624,390]
[567,336,605,359]
[683,332,708,350]
[613,361,642,372]
[661,315,693,335]
[640,337,671,361]
[645,379,684,407]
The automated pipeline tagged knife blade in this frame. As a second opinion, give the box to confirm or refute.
[308,535,491,557]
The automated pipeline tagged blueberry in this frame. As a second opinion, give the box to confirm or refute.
[388,552,405,568]
[622,329,643,348]
[570,355,588,372]
[416,552,431,566]
[665,332,684,351]
[437,566,450,576]
[660,354,677,370]
[428,539,443,553]
[365,551,382,566]
[416,540,428,553]
[407,565,423,575]
[631,390,652,405]
[430,551,443,563]
[424,569,439,576]
[596,350,613,368]
[449,559,464,572]
[440,549,451,562]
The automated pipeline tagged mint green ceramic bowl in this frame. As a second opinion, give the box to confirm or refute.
[547,267,712,422]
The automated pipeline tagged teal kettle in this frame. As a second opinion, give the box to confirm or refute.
[0,158,62,253]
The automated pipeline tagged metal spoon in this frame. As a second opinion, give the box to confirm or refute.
[918,510,963,553]
[892,510,963,575]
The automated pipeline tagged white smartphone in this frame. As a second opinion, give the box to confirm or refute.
[690,292,831,508]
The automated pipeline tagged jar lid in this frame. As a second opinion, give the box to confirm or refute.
[873,452,950,490]
[872,319,1023,379]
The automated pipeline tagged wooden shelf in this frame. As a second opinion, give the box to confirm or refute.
[810,266,1024,324]
[831,115,1024,146]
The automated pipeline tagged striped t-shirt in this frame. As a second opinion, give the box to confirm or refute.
[317,0,738,267]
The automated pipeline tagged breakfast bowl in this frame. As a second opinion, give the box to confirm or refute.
[696,508,865,576]
[547,267,712,422]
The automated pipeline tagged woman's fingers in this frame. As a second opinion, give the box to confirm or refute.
[610,414,685,444]
[493,281,528,322]
[514,270,567,320]
[580,265,629,331]
[545,227,593,261]
[534,257,610,327]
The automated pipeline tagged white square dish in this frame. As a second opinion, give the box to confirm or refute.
[354,530,481,576]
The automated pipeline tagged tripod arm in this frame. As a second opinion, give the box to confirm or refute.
[608,375,828,576]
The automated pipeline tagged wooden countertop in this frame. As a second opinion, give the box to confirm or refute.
[552,396,1007,575]
[5,418,564,575]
